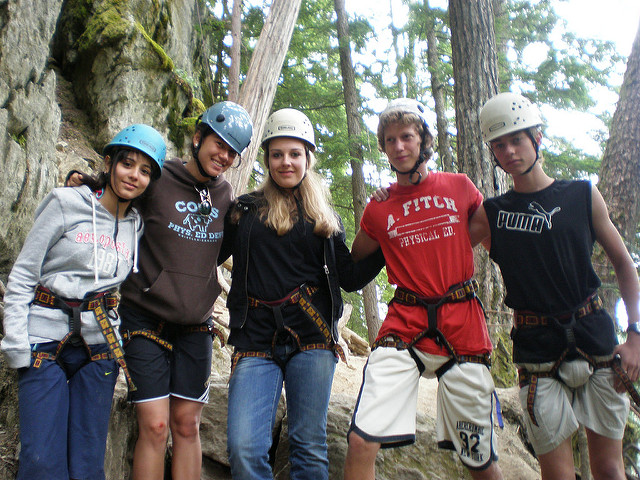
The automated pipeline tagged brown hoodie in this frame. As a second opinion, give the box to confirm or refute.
[119,158,233,325]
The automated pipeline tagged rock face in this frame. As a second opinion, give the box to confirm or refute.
[0,0,203,280]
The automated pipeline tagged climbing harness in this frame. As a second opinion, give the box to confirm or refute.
[372,278,502,427]
[384,279,487,374]
[515,292,640,426]
[121,319,226,354]
[231,284,346,375]
[31,285,135,390]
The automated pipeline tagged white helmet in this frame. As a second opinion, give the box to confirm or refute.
[480,92,542,142]
[261,108,316,151]
[380,98,430,128]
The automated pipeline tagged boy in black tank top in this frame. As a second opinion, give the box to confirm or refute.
[473,92,640,480]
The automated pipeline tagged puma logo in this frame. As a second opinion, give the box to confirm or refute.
[528,202,561,229]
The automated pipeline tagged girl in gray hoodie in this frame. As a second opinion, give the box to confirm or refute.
[1,124,165,480]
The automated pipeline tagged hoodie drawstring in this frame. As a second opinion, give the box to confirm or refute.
[132,215,140,273]
[91,194,99,285]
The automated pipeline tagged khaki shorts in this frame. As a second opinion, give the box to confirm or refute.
[518,358,629,455]
[348,347,499,470]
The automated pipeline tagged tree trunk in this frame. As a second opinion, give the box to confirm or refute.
[448,0,507,318]
[334,0,382,343]
[228,0,243,102]
[425,0,454,172]
[224,0,303,195]
[594,20,640,314]
[390,0,405,97]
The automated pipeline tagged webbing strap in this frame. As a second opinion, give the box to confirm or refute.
[122,320,224,352]
[31,344,110,368]
[91,300,135,391]
[605,355,640,407]
[122,327,173,351]
[514,292,603,328]
[371,335,491,378]
[518,350,640,427]
[182,323,226,347]
[513,293,612,426]
[248,285,345,363]
[230,350,270,377]
[32,285,136,391]
[391,279,480,360]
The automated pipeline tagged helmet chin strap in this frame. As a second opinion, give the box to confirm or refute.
[390,152,425,185]
[519,131,540,176]
[193,143,219,181]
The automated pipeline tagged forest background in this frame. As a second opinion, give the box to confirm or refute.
[197,0,640,341]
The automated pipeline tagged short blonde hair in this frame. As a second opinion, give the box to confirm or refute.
[377,111,434,158]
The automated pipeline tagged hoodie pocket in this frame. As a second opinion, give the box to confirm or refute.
[143,269,221,323]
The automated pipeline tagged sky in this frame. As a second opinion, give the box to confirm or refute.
[346,0,640,157]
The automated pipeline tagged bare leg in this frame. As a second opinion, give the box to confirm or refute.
[537,437,576,480]
[586,428,625,480]
[169,396,205,480]
[469,462,504,480]
[132,398,170,480]
[343,431,380,480]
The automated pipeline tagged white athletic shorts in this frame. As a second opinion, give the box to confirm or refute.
[518,357,629,455]
[348,346,499,470]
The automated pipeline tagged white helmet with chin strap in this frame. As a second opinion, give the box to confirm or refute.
[480,92,543,175]
[261,108,316,151]
[261,108,316,191]
[378,98,432,185]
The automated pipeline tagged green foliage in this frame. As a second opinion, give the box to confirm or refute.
[10,133,27,150]
[542,138,602,179]
[495,0,624,111]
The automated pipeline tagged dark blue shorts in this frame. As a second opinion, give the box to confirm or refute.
[119,304,212,403]
[17,342,117,480]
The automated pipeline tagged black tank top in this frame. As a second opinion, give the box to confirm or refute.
[484,180,616,362]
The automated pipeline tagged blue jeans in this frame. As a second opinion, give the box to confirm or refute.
[17,342,118,480]
[227,347,337,480]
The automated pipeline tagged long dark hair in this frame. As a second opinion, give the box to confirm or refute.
[78,148,152,210]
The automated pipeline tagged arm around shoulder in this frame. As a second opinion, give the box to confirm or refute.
[469,203,491,249]
[351,228,381,262]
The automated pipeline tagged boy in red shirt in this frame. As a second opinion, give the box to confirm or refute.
[344,99,503,480]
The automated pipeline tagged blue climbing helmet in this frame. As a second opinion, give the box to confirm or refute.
[198,101,253,155]
[104,124,166,180]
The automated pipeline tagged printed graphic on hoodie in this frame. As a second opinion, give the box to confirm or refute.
[168,197,224,242]
[386,194,460,248]
[75,231,133,274]
[496,201,561,234]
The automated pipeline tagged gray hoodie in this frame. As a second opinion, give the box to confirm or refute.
[1,185,143,369]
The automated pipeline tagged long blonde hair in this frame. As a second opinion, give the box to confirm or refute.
[258,144,340,237]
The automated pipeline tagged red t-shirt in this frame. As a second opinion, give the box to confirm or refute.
[361,172,492,356]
